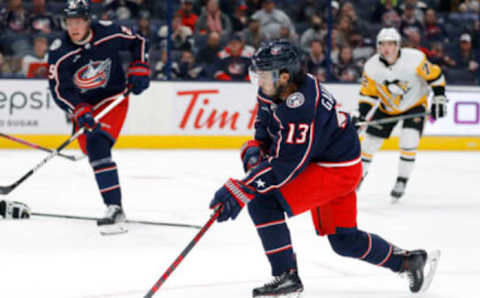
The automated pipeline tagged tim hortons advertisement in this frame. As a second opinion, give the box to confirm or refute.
[0,79,71,134]
[1,80,479,136]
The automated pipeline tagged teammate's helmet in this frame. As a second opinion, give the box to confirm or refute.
[376,27,401,48]
[64,0,91,19]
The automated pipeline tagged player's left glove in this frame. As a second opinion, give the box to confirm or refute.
[430,95,448,120]
[0,200,31,219]
[209,178,255,222]
[128,61,150,95]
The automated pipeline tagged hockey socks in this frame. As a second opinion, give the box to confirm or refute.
[328,228,403,272]
[248,196,296,276]
[93,161,122,206]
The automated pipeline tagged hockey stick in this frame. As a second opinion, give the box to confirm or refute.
[31,212,202,230]
[144,206,222,298]
[0,89,131,195]
[355,112,428,127]
[0,132,85,161]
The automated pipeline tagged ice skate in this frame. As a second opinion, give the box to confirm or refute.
[399,249,441,293]
[390,177,408,203]
[97,205,127,235]
[253,269,303,297]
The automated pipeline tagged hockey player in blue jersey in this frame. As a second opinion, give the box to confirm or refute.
[209,41,440,297]
[48,0,150,235]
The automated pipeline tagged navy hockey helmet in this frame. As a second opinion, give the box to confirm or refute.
[64,0,91,19]
[249,40,304,88]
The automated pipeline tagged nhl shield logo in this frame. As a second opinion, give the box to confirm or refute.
[271,47,281,55]
[286,92,305,109]
[73,58,112,93]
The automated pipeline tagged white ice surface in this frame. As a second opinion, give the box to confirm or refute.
[0,150,479,298]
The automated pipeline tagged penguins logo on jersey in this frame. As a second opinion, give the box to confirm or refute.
[73,58,112,93]
[380,79,411,106]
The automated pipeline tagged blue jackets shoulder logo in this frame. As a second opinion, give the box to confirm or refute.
[73,58,112,93]
[286,92,305,109]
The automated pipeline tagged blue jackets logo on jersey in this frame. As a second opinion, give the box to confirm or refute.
[73,58,112,92]
[286,92,305,109]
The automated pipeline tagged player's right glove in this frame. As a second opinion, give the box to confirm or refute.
[0,200,31,219]
[209,178,255,222]
[73,103,99,134]
[240,140,264,172]
[430,95,448,120]
[128,61,151,95]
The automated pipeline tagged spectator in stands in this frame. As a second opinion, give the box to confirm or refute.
[28,0,57,35]
[335,15,353,48]
[158,13,193,51]
[279,25,298,44]
[371,0,398,23]
[381,9,401,30]
[349,30,374,64]
[423,8,447,44]
[196,31,222,68]
[300,14,326,51]
[178,49,207,80]
[178,0,198,32]
[213,33,254,81]
[195,0,232,41]
[251,0,294,40]
[296,0,322,24]
[405,29,431,56]
[429,42,456,68]
[2,0,29,33]
[399,0,425,23]
[450,33,479,73]
[103,0,141,20]
[0,51,13,77]
[307,39,327,81]
[339,1,368,36]
[231,2,248,32]
[136,10,157,46]
[21,35,48,78]
[449,3,478,27]
[153,49,180,80]
[333,45,361,82]
[242,18,267,48]
[399,3,423,37]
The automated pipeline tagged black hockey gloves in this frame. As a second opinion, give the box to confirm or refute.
[210,179,255,222]
[128,61,150,95]
[0,200,31,219]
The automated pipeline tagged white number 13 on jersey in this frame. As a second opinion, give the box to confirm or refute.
[286,123,309,144]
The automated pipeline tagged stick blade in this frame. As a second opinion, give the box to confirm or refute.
[0,185,14,195]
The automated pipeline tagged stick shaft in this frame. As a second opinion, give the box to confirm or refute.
[144,207,221,298]
[356,112,427,127]
[0,133,82,161]
[0,90,130,195]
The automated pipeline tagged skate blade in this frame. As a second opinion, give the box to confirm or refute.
[98,223,128,236]
[419,249,441,293]
[390,193,403,204]
[256,291,303,298]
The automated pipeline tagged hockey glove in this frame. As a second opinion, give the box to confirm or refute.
[128,61,150,95]
[240,140,264,172]
[73,103,99,134]
[209,178,255,222]
[0,200,31,219]
[430,95,448,120]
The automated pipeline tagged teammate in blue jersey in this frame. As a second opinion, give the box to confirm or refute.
[48,0,150,235]
[209,41,440,297]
